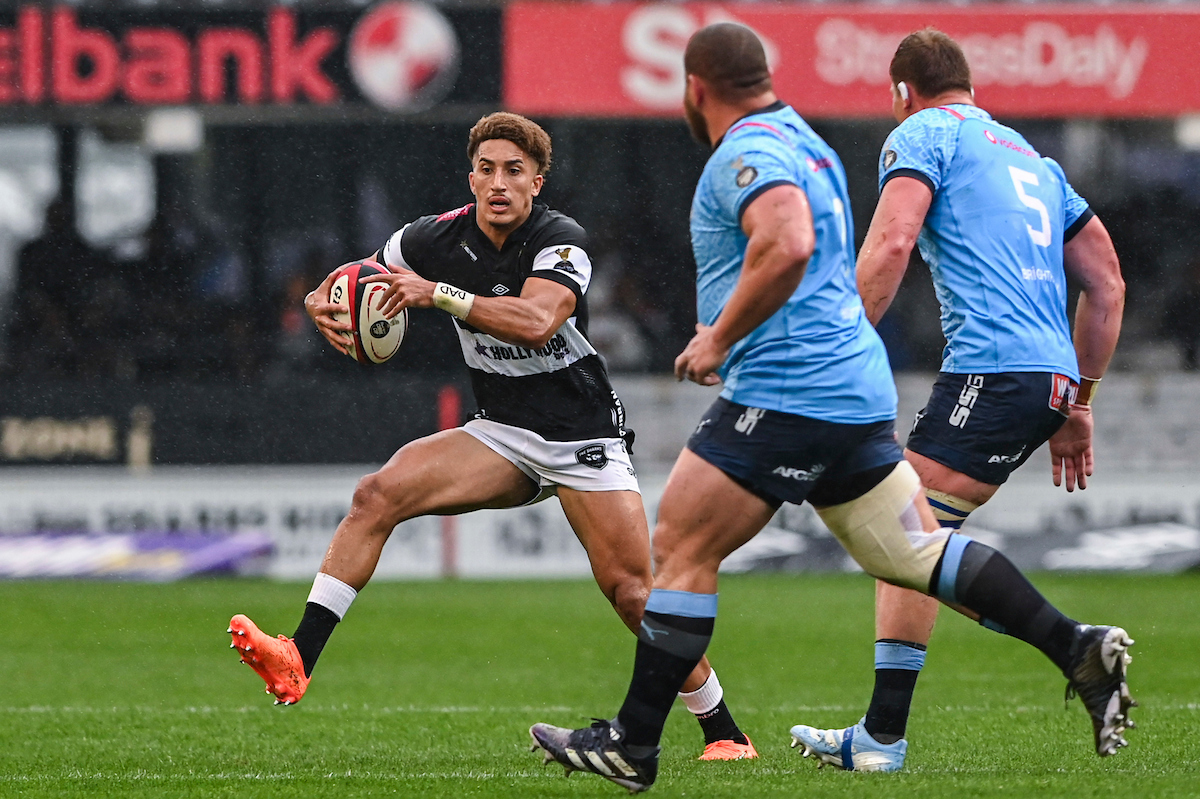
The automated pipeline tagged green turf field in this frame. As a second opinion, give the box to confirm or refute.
[1,573,1196,798]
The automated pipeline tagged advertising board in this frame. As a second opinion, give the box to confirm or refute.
[506,3,1200,118]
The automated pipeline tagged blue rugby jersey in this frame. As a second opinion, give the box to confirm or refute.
[879,104,1092,378]
[691,102,896,424]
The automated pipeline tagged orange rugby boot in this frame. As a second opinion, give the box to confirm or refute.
[228,614,310,705]
[698,736,758,761]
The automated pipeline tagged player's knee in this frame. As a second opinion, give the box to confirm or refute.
[816,460,949,592]
[349,471,406,529]
[609,577,651,633]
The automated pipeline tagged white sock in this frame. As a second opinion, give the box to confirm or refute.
[679,669,723,715]
[307,572,357,620]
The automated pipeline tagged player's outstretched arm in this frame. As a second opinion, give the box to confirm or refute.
[1048,215,1125,491]
[676,184,814,385]
[857,176,933,325]
[304,267,354,356]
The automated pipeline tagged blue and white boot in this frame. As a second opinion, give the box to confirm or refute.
[788,718,907,773]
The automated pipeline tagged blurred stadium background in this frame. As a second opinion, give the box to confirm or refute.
[1,0,1198,583]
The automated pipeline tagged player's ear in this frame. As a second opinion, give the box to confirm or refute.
[468,168,476,194]
[686,74,704,107]
[531,173,544,196]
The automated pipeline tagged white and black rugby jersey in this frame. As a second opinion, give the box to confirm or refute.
[379,202,628,443]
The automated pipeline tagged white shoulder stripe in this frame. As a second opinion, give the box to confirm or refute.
[380,223,412,272]
[531,244,592,294]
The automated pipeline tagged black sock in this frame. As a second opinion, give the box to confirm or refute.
[696,699,749,745]
[616,591,716,749]
[292,602,341,678]
[863,640,926,744]
[935,538,1078,674]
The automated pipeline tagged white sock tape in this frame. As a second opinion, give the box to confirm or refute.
[679,669,723,715]
[307,572,358,620]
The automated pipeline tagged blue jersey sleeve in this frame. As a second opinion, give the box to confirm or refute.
[1043,157,1094,242]
[711,130,801,224]
[878,109,961,194]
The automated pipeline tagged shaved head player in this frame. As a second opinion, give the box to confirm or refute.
[528,24,1133,793]
[227,113,755,761]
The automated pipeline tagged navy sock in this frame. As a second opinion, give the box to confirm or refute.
[292,602,340,677]
[617,589,717,748]
[863,639,926,744]
[933,536,1078,674]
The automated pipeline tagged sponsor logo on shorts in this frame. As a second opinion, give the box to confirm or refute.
[575,443,608,470]
[734,407,766,435]
[1049,373,1078,416]
[949,375,985,429]
[772,464,826,481]
[988,445,1027,465]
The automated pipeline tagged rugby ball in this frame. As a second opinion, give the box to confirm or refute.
[329,260,408,364]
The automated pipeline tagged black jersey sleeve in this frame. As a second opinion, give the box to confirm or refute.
[379,214,443,279]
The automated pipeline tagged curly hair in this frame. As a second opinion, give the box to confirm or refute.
[467,112,552,176]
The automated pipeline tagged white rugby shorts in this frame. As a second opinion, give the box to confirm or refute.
[462,418,640,498]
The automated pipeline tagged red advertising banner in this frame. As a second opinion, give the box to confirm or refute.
[505,3,1200,118]
[0,3,495,111]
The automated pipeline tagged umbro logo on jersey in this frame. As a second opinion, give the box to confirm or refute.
[492,284,509,295]
[459,240,478,262]
[883,149,898,169]
[575,443,608,470]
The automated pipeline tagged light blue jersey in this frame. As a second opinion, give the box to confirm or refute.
[880,104,1093,378]
[691,103,896,424]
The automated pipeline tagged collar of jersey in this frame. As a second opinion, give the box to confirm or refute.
[926,103,992,122]
[712,100,788,149]
[472,202,546,252]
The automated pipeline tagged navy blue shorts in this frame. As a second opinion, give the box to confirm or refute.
[686,398,904,508]
[905,371,1075,486]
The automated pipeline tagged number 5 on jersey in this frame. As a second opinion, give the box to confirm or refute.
[1008,166,1051,248]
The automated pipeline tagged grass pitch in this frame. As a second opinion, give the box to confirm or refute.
[1,573,1197,798]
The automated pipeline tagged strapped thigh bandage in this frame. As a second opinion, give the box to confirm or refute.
[924,488,978,530]
[815,461,951,592]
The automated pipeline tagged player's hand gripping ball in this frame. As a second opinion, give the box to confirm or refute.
[329,260,408,364]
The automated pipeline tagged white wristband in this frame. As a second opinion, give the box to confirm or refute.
[433,282,475,320]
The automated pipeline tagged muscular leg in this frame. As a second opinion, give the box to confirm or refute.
[862,450,1000,743]
[557,486,748,751]
[321,430,538,589]
[613,450,777,748]
[290,430,537,676]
